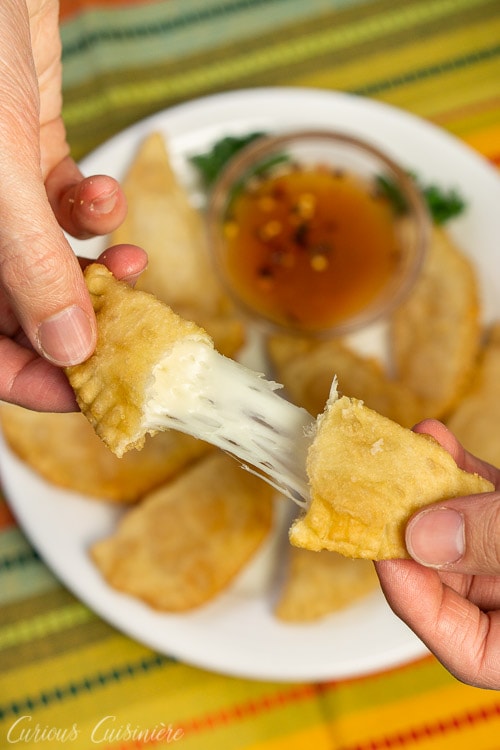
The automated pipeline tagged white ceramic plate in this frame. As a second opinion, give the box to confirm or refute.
[2,88,500,682]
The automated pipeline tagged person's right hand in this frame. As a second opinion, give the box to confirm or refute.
[0,1,139,412]
[376,420,500,689]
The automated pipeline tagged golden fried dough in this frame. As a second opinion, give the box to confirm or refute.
[447,323,500,466]
[91,452,274,611]
[111,132,224,315]
[275,547,377,622]
[268,335,423,426]
[0,404,210,503]
[111,132,245,358]
[66,263,212,457]
[391,226,481,419]
[290,391,493,559]
[179,306,245,359]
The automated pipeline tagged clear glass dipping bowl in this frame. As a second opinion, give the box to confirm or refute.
[207,130,430,337]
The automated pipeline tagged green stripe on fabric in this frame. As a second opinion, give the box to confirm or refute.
[355,43,500,96]
[0,547,40,573]
[62,41,499,133]
[0,619,117,673]
[62,0,497,126]
[61,0,351,86]
[0,527,38,564]
[0,588,115,670]
[0,653,174,721]
[0,529,60,605]
[0,604,94,650]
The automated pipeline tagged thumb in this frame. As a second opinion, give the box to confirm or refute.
[407,418,500,574]
[0,0,96,366]
[406,494,500,574]
[0,175,97,366]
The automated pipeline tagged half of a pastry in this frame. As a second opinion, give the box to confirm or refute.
[66,264,314,505]
[289,381,494,559]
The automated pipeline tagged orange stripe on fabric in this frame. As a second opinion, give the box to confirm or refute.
[180,685,318,737]
[434,95,500,127]
[59,0,151,22]
[0,501,16,531]
[462,123,500,164]
[105,685,321,749]
[343,701,500,749]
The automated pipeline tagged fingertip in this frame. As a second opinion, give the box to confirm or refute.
[47,162,127,239]
[413,419,451,444]
[96,244,148,284]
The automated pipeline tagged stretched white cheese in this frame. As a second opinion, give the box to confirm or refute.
[142,339,314,504]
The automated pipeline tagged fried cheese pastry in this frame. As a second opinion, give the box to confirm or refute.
[447,322,500,466]
[290,383,493,559]
[111,131,224,316]
[66,264,314,504]
[66,263,213,457]
[275,547,377,622]
[91,452,274,611]
[391,226,481,419]
[111,132,245,359]
[0,404,210,503]
[268,334,423,427]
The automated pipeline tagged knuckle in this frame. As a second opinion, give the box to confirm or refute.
[474,498,500,572]
[0,234,69,310]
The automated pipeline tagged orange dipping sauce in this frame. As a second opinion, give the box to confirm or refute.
[221,166,402,333]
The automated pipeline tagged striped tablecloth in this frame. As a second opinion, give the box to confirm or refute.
[1,1,500,748]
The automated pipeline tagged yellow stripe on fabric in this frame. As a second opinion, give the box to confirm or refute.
[0,633,151,703]
[62,0,490,128]
[0,604,94,650]
[435,99,500,141]
[241,726,334,750]
[331,659,449,712]
[378,58,500,137]
[291,16,500,116]
[292,14,499,91]
[331,680,500,749]
[0,639,329,750]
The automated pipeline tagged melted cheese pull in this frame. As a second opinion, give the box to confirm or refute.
[65,264,315,506]
[142,339,315,505]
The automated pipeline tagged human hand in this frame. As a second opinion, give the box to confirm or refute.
[376,419,500,689]
[0,1,141,412]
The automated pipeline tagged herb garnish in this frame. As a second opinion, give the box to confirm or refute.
[191,132,467,225]
[189,132,267,189]
[376,173,466,224]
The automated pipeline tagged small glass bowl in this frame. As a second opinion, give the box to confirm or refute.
[207,130,431,337]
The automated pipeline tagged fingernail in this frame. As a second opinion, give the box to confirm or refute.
[89,188,118,215]
[406,508,465,567]
[37,305,95,366]
[120,271,142,287]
